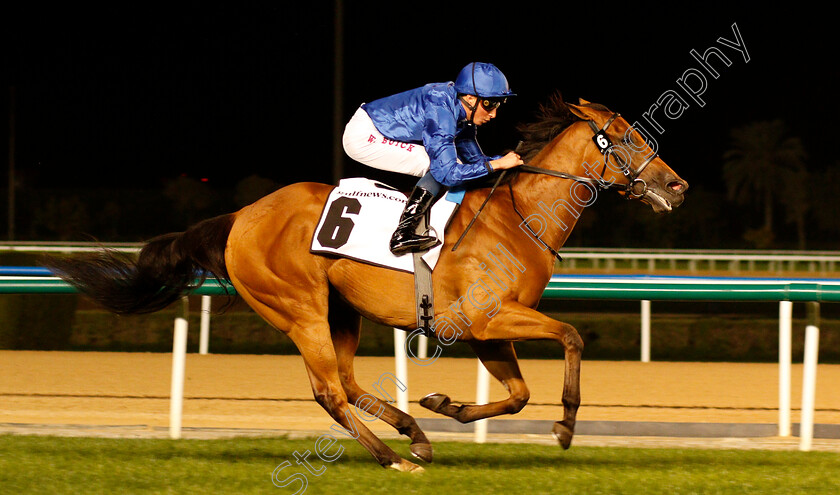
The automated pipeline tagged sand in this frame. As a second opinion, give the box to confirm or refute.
[3,351,839,436]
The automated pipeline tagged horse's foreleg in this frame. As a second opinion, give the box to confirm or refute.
[470,302,583,449]
[328,298,433,463]
[419,341,530,424]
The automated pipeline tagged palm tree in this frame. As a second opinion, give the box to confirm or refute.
[722,120,807,248]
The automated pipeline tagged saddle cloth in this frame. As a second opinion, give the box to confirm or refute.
[310,178,460,273]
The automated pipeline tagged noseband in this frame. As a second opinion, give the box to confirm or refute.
[519,112,658,199]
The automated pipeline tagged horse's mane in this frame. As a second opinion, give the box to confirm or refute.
[515,92,607,163]
[466,92,605,189]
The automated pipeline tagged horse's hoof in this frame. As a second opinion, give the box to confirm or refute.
[552,421,574,450]
[419,393,450,412]
[410,442,433,463]
[389,459,425,473]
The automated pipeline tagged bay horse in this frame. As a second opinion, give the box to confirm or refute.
[45,94,687,473]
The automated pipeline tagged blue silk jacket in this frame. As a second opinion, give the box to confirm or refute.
[361,82,499,187]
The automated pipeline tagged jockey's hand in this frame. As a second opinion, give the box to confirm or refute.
[490,152,524,171]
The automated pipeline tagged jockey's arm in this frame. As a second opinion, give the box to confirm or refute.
[422,108,491,187]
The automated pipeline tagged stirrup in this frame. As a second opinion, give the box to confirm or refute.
[390,234,439,256]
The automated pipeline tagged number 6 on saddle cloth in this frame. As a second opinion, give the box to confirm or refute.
[310,177,465,335]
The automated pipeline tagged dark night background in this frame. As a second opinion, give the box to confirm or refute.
[1,2,837,248]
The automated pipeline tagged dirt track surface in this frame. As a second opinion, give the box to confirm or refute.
[2,351,840,447]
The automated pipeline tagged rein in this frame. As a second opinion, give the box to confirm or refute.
[507,180,565,262]
[451,170,508,252]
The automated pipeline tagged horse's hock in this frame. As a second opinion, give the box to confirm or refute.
[3,351,840,438]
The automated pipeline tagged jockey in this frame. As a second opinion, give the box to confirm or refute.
[342,62,524,256]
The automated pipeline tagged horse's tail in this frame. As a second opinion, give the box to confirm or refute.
[43,214,235,315]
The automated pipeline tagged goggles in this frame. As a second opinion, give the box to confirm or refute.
[480,97,506,111]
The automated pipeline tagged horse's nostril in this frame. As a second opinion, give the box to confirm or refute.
[668,181,684,193]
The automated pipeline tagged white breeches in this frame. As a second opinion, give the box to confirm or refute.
[342,106,431,177]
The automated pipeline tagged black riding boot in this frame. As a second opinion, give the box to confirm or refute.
[389,187,440,256]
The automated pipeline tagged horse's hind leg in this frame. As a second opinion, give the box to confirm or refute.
[329,293,433,463]
[295,323,425,473]
[420,340,530,423]
[237,293,423,472]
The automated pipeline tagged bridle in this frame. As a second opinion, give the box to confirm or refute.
[519,112,658,199]
[510,112,660,261]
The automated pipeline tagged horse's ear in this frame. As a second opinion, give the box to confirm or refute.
[578,98,591,105]
[568,103,590,120]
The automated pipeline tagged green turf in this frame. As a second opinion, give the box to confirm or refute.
[1,434,839,494]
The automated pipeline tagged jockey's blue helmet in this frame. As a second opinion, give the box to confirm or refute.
[454,62,516,98]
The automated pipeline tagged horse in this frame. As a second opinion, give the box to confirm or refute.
[44,94,688,473]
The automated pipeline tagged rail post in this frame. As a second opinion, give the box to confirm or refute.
[393,328,409,413]
[641,300,651,363]
[417,334,428,359]
[474,360,491,443]
[169,296,189,439]
[199,295,211,354]
[778,301,792,437]
[799,302,820,451]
